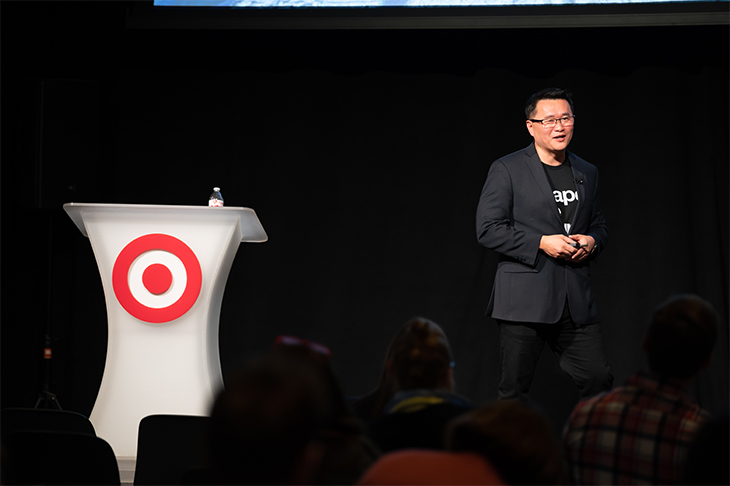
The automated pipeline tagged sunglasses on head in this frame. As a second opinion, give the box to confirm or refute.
[274,335,332,360]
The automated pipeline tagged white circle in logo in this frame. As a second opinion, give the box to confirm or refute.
[128,250,188,309]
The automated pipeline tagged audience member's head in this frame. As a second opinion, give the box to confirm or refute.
[270,335,351,426]
[208,352,335,484]
[644,294,719,381]
[268,335,381,484]
[356,449,505,485]
[446,400,565,485]
[388,317,455,392]
[353,317,455,421]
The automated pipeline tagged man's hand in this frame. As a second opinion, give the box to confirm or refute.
[568,234,596,262]
[539,235,579,259]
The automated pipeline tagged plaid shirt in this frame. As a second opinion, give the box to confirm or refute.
[563,370,710,485]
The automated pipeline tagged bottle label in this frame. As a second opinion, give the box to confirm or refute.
[209,199,224,207]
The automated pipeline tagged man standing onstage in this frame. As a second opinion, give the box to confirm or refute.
[476,88,613,402]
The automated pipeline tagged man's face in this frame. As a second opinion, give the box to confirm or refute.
[526,99,574,157]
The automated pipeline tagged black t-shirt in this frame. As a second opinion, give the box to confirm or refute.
[543,162,578,234]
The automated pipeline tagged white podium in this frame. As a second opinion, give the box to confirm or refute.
[63,203,267,459]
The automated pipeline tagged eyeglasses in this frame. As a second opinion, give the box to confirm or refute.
[528,115,575,128]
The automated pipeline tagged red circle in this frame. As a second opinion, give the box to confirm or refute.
[112,234,202,323]
[142,263,173,295]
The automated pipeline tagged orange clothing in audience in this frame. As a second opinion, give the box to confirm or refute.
[356,449,505,485]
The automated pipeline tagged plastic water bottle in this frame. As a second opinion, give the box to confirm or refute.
[209,187,224,207]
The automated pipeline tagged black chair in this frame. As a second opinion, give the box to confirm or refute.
[2,430,121,485]
[1,407,96,440]
[133,414,211,485]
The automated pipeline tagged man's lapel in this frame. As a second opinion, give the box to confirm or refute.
[524,144,564,229]
[568,152,586,231]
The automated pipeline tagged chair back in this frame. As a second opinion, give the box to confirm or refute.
[133,414,211,485]
[1,407,96,439]
[3,430,120,485]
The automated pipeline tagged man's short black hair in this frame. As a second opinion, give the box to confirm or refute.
[525,88,574,119]
[645,294,719,380]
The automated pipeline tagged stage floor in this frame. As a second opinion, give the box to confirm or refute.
[117,456,135,486]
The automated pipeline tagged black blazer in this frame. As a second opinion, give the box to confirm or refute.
[476,143,608,325]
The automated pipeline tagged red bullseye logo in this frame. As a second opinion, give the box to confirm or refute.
[143,264,173,295]
[112,234,202,323]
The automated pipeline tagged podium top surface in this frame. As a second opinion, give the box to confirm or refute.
[63,203,268,243]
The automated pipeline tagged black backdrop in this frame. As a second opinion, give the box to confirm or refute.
[2,1,728,433]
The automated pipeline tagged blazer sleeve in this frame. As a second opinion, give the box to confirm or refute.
[476,159,542,267]
[584,167,608,261]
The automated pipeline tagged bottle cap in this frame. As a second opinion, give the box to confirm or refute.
[213,187,220,192]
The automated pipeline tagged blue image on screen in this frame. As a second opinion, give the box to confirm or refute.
[155,0,724,6]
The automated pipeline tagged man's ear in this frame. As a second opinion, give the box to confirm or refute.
[440,367,455,392]
[526,120,535,138]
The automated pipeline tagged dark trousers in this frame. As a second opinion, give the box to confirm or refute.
[496,301,614,401]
